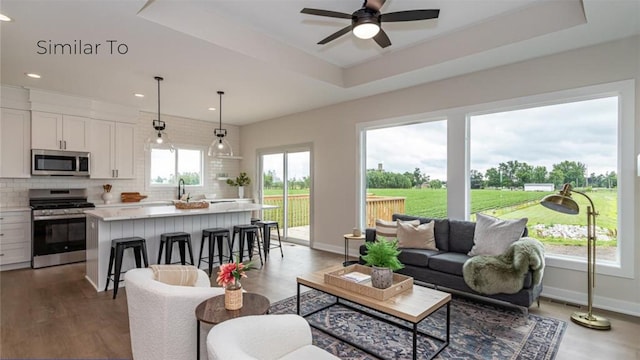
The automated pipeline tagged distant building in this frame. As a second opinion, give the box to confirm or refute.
[524,183,555,191]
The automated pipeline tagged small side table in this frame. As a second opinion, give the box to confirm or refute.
[195,293,270,360]
[343,233,365,267]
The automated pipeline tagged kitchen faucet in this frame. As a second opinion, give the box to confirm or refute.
[178,178,185,199]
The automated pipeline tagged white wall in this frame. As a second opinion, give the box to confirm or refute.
[240,36,640,314]
[0,109,241,207]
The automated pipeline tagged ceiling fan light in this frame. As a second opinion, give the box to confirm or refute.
[353,22,380,39]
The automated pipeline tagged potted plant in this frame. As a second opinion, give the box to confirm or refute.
[226,172,251,198]
[361,238,404,289]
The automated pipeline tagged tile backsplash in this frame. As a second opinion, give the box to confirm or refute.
[0,111,244,207]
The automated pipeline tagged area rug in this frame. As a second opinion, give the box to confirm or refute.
[269,290,566,360]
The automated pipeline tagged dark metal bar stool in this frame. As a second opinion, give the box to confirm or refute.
[256,220,284,258]
[157,232,194,265]
[250,217,261,225]
[231,224,263,266]
[198,227,231,275]
[105,236,149,299]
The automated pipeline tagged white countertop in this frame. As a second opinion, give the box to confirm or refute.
[85,203,273,221]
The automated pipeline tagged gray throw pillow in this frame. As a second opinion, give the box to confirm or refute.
[468,213,527,256]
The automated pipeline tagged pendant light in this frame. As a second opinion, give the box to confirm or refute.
[208,91,233,157]
[145,76,174,152]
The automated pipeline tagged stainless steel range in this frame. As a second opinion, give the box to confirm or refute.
[29,188,95,268]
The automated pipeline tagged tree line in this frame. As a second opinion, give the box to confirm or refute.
[366,160,617,190]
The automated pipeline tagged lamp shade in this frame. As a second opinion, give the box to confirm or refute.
[540,183,580,214]
[208,138,233,157]
[353,23,380,39]
[540,193,579,214]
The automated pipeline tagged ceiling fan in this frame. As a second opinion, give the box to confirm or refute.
[301,0,440,48]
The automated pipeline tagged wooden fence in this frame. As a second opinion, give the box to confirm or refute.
[262,194,405,228]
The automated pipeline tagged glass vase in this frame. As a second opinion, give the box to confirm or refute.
[224,281,243,310]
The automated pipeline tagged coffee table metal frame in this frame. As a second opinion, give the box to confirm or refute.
[296,278,450,360]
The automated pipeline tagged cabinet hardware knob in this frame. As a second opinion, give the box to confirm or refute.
[0,233,4,236]
[0,254,4,256]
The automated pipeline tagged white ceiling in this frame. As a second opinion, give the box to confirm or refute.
[1,0,638,125]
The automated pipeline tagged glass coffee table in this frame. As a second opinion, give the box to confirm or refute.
[195,293,270,360]
[297,265,450,360]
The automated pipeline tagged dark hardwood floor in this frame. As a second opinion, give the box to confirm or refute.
[1,243,638,359]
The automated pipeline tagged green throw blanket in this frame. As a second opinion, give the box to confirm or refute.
[462,237,545,295]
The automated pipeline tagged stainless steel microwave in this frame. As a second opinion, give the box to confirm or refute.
[31,149,91,176]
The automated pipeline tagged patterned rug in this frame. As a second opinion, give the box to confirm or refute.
[270,290,566,360]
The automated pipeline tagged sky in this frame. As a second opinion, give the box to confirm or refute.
[366,96,618,181]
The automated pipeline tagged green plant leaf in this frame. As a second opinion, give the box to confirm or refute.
[361,238,404,271]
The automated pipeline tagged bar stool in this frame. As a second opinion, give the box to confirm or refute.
[105,236,149,299]
[198,227,231,275]
[256,220,284,258]
[231,224,263,266]
[250,218,261,225]
[157,232,194,265]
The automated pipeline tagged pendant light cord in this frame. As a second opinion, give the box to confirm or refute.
[218,90,224,131]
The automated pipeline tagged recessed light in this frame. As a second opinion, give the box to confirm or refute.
[208,107,216,111]
[0,13,12,22]
[25,73,41,79]
[134,93,145,98]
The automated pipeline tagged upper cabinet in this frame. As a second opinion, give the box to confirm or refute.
[31,111,89,151]
[0,108,31,178]
[90,120,135,179]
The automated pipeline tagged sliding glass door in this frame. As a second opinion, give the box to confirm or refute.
[259,146,311,245]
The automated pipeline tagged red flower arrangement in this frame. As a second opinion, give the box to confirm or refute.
[216,257,253,288]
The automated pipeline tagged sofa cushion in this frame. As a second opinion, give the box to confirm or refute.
[397,220,438,250]
[448,220,476,254]
[393,214,450,251]
[468,213,528,256]
[375,219,419,241]
[397,248,440,267]
[428,252,470,276]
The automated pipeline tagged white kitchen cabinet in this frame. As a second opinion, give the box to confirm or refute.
[0,108,31,178]
[31,111,89,151]
[90,119,135,179]
[0,210,31,266]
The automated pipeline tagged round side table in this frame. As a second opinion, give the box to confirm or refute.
[343,233,365,266]
[195,293,270,360]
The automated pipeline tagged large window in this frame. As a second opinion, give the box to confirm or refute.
[364,120,447,226]
[150,147,203,186]
[358,80,634,279]
[469,96,619,263]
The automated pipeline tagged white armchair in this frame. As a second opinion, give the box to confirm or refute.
[207,314,340,360]
[124,267,224,360]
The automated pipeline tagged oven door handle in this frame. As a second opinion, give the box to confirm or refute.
[33,214,87,221]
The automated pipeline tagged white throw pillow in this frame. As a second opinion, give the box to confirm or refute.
[468,213,528,256]
[375,218,419,241]
[397,220,438,250]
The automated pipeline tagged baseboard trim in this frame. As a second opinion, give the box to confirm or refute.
[0,261,30,272]
[542,286,640,317]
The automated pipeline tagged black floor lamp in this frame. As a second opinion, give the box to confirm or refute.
[540,183,611,330]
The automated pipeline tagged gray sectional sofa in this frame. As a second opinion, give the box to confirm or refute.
[359,214,543,308]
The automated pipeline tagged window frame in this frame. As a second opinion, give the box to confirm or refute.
[464,80,634,279]
[146,144,206,191]
[356,79,635,279]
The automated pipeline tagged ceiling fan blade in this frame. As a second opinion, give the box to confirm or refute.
[381,9,440,22]
[373,28,391,48]
[364,0,386,12]
[318,25,352,45]
[301,8,352,19]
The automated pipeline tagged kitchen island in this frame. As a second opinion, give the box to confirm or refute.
[84,202,273,292]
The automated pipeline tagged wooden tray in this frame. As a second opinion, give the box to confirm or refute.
[121,192,148,202]
[324,264,413,301]
[174,201,209,209]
